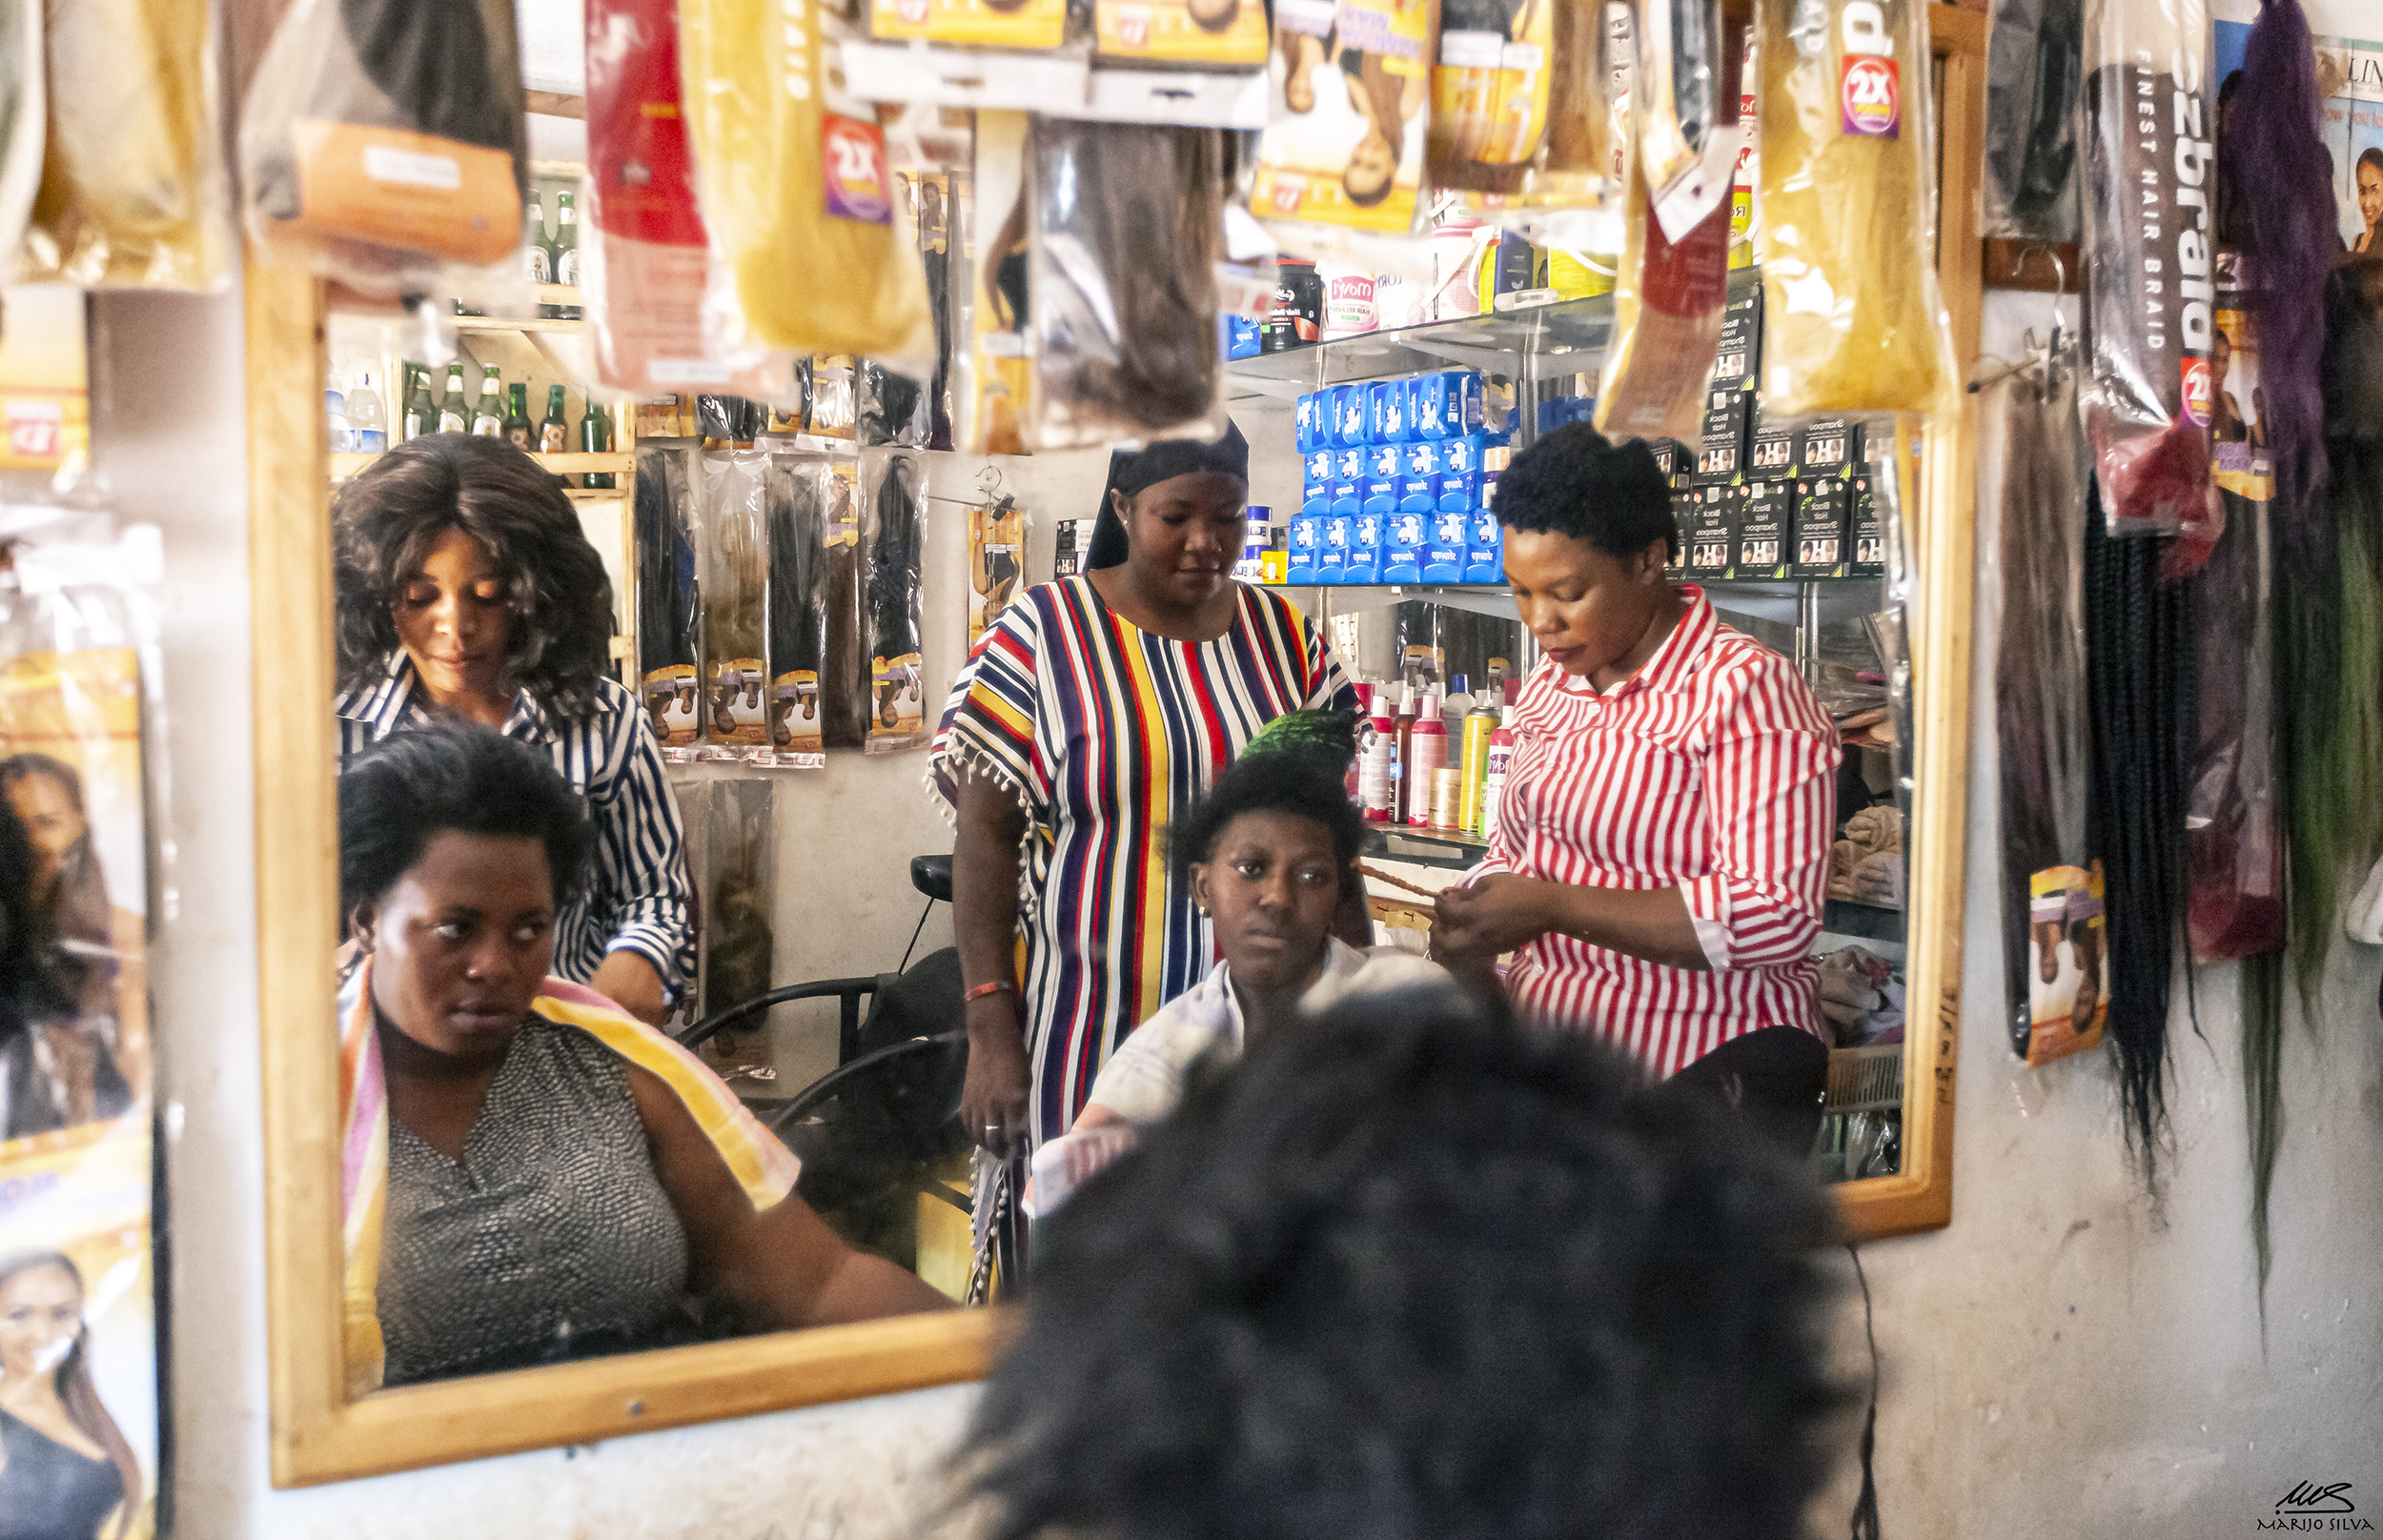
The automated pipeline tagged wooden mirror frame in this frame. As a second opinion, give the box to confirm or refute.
[246,3,1982,1485]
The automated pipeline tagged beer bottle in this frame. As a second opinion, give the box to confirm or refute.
[551,192,581,319]
[472,366,504,436]
[438,364,470,434]
[503,383,535,449]
[402,367,437,441]
[524,191,550,285]
[579,398,615,489]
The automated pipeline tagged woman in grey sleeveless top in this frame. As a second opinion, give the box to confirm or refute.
[342,723,949,1387]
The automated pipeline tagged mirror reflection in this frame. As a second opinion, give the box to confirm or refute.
[319,285,1925,1394]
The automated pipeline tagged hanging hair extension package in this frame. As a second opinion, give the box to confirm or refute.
[581,0,796,400]
[1425,0,1556,198]
[14,0,224,290]
[682,776,779,1032]
[2079,0,2214,536]
[862,448,930,753]
[238,0,530,307]
[819,452,871,748]
[968,495,1029,649]
[1024,116,1228,450]
[1754,0,1955,415]
[1250,0,1436,237]
[1982,0,2080,241]
[695,450,775,755]
[764,452,831,763]
[634,441,705,751]
[959,111,1029,456]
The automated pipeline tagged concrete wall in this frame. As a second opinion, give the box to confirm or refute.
[116,185,2383,1540]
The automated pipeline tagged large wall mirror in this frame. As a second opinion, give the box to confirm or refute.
[246,0,1985,1488]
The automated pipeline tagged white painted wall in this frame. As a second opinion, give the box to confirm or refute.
[105,256,2380,1540]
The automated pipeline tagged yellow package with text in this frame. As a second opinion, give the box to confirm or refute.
[1252,0,1438,233]
[932,0,1069,51]
[1096,0,1270,67]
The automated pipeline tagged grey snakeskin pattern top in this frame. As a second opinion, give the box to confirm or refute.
[377,1019,693,1386]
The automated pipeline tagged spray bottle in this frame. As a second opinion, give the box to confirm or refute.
[1406,693,1447,827]
[1480,703,1517,843]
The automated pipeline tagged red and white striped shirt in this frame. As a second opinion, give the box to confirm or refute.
[1474,586,1840,1077]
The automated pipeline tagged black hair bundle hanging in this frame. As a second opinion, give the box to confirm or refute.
[634,447,699,678]
[768,459,825,679]
[2082,487,2196,1187]
[864,451,929,752]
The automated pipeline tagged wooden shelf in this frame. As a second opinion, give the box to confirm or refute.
[330,450,630,477]
[455,311,582,334]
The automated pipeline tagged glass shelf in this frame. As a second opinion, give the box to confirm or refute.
[1224,294,1618,401]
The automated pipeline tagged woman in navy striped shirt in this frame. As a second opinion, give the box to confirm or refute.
[333,435,692,1025]
[1433,426,1841,1146]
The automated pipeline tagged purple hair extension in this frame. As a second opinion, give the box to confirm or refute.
[2230,0,2336,517]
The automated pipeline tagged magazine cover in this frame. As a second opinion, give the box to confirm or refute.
[2214,17,2383,253]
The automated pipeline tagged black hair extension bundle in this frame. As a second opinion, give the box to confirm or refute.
[2083,485,2196,1187]
[766,456,827,752]
[864,451,928,751]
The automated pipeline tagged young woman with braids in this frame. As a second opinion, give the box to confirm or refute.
[332,434,692,1026]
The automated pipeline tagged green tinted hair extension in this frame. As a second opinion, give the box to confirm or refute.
[2241,950,2283,1316]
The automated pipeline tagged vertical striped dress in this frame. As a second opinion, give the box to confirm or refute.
[931,577,1357,1146]
[1472,587,1841,1076]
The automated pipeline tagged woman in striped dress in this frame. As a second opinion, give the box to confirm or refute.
[932,425,1358,1159]
[1432,426,1841,1149]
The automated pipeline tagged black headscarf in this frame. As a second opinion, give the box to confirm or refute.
[1087,421,1251,570]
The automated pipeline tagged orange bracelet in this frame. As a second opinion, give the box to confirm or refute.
[963,980,1016,1003]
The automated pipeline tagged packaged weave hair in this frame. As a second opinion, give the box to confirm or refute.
[863,449,929,754]
[1250,0,1435,234]
[582,0,793,398]
[908,170,958,450]
[688,777,777,1023]
[968,496,1028,649]
[960,111,1029,457]
[680,0,934,366]
[634,442,703,748]
[697,450,773,749]
[1093,0,1269,66]
[239,0,523,303]
[809,355,858,440]
[1593,147,1733,444]
[1426,0,1555,195]
[2080,0,2213,536]
[2188,482,2281,962]
[18,0,222,289]
[1982,0,2080,240]
[697,394,765,448]
[820,454,869,748]
[1635,0,1734,240]
[1753,0,1954,415]
[1025,118,1226,450]
[857,360,930,446]
[766,453,829,755]
[1983,349,2106,1065]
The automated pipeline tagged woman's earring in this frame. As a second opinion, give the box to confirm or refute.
[1196,902,1211,916]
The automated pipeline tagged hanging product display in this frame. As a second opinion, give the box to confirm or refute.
[905,170,959,451]
[2080,0,2212,536]
[961,111,1029,456]
[2190,474,2281,962]
[1982,0,2080,241]
[582,0,792,399]
[968,495,1027,649]
[634,442,704,749]
[16,0,221,290]
[1635,0,1733,239]
[0,514,165,1536]
[1092,0,1268,67]
[821,453,870,748]
[685,777,777,1022]
[857,359,930,446]
[680,0,935,365]
[239,0,527,301]
[1985,348,2106,1066]
[698,450,773,749]
[1753,0,1953,415]
[1250,0,1434,233]
[863,449,928,753]
[2082,490,2193,1184]
[1594,150,1733,444]
[767,454,828,755]
[1425,0,1555,195]
[1025,118,1225,450]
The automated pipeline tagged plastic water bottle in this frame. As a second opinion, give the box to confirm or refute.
[325,388,352,452]
[346,369,387,453]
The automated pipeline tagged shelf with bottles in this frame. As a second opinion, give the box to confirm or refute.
[1226,293,1617,403]
[328,450,632,480]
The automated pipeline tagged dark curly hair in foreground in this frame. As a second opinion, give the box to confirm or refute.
[961,987,1849,1540]
[1170,745,1367,881]
[1494,422,1680,560]
[338,722,595,917]
[333,433,616,718]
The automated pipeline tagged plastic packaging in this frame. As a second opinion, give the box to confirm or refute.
[1636,0,1734,240]
[582,0,793,399]
[698,451,773,750]
[1093,0,1269,68]
[820,454,870,748]
[906,170,959,450]
[968,495,1027,649]
[863,449,929,753]
[17,0,222,289]
[2189,481,2281,961]
[1594,148,1733,444]
[1754,0,1955,415]
[1025,117,1225,451]
[857,358,931,446]
[1426,0,1555,195]
[1983,0,2081,241]
[2080,0,2213,534]
[1251,0,1434,233]
[239,0,526,303]
[680,0,935,366]
[766,453,828,755]
[0,3,44,282]
[0,510,167,1536]
[687,777,776,1021]
[961,111,1029,457]
[633,443,704,749]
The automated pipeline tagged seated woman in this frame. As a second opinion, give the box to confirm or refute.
[1027,740,1444,1214]
[337,722,947,1389]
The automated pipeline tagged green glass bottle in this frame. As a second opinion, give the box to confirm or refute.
[438,364,469,434]
[402,366,437,441]
[551,192,581,320]
[472,365,505,436]
[578,398,615,489]
[503,383,535,449]
[540,384,571,454]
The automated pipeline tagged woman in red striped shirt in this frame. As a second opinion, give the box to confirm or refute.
[1433,426,1841,1146]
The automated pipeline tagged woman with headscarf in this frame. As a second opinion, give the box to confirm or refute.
[929,425,1359,1195]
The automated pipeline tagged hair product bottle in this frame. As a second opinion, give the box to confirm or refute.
[1407,692,1446,827]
